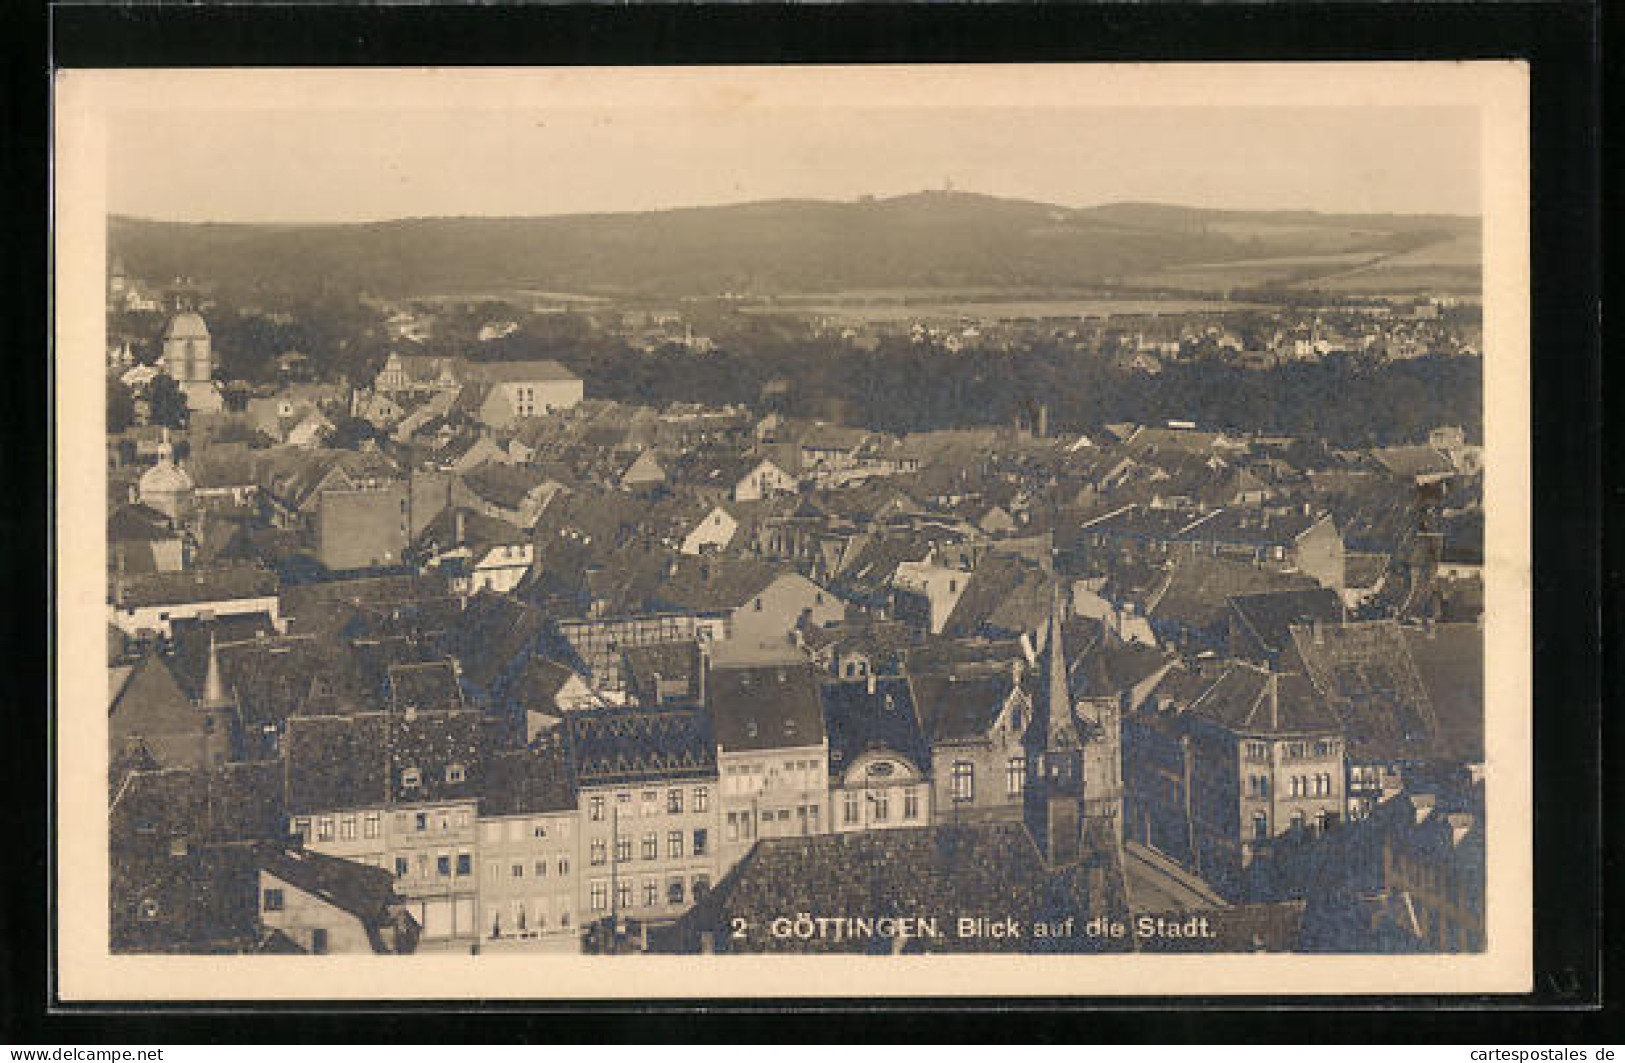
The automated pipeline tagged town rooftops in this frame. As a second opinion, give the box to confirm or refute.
[113,564,278,609]
[261,847,398,923]
[653,556,790,614]
[1227,587,1346,659]
[567,707,717,786]
[705,663,826,752]
[672,821,1126,953]
[460,461,550,511]
[284,707,484,814]
[1145,552,1317,633]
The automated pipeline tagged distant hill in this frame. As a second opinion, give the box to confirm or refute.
[108,191,1479,301]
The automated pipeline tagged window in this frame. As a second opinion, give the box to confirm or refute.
[667,788,683,814]
[668,830,683,858]
[643,880,659,908]
[903,789,920,820]
[843,792,859,825]
[293,817,310,840]
[511,863,524,878]
[1290,811,1306,831]
[1007,757,1026,797]
[693,788,709,812]
[339,815,356,841]
[589,796,605,822]
[311,928,328,955]
[616,882,632,910]
[692,874,711,899]
[692,828,708,856]
[314,816,334,842]
[726,813,740,842]
[806,805,819,833]
[642,833,658,860]
[590,882,608,911]
[415,812,428,832]
[363,812,380,839]
[1252,814,1268,840]
[456,853,471,876]
[262,888,284,912]
[641,791,658,817]
[395,857,409,878]
[872,791,890,823]
[558,857,570,876]
[446,764,466,784]
[615,837,632,863]
[437,855,452,877]
[487,862,501,882]
[402,768,422,789]
[951,761,975,803]
[590,840,607,866]
[753,598,763,612]
[667,878,685,905]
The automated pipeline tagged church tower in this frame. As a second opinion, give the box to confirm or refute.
[1023,585,1087,867]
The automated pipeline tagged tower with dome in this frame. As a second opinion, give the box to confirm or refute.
[159,307,225,414]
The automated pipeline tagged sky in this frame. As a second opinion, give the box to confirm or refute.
[108,103,1481,224]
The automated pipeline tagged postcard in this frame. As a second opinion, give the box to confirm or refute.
[54,62,1530,999]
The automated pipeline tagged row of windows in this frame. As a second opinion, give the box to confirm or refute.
[488,857,572,881]
[394,851,473,879]
[1287,774,1336,798]
[588,874,711,912]
[587,788,710,821]
[840,788,922,825]
[489,896,572,937]
[724,804,820,841]
[481,818,572,844]
[588,830,709,865]
[947,757,1027,803]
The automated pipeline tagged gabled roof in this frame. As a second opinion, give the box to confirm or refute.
[706,664,826,752]
[460,359,580,385]
[437,591,549,690]
[820,677,930,778]
[1184,665,1340,737]
[262,847,398,923]
[1228,587,1346,659]
[652,556,793,613]
[460,461,549,510]
[108,503,178,542]
[1146,553,1316,633]
[941,555,1051,638]
[908,671,1019,744]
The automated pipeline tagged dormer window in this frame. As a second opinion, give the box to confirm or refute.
[446,764,466,785]
[402,767,422,789]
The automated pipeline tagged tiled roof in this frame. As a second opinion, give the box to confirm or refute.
[114,565,278,609]
[705,664,826,752]
[622,641,701,701]
[674,821,1127,953]
[460,461,548,510]
[653,556,788,613]
[567,707,717,785]
[108,503,177,542]
[1401,623,1483,764]
[437,591,549,690]
[1228,588,1345,659]
[387,660,465,712]
[1146,553,1316,632]
[942,555,1052,638]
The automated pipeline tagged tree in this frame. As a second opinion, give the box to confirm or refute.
[146,373,190,429]
[107,377,135,434]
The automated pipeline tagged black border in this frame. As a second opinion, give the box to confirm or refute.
[6,0,1607,1044]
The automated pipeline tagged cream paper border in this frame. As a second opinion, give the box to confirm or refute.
[53,62,1531,1001]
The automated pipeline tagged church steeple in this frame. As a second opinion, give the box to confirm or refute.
[1024,581,1086,867]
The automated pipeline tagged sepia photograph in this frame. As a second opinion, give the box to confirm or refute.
[52,62,1532,999]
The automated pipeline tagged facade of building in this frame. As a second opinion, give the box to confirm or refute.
[477,747,580,950]
[706,664,830,873]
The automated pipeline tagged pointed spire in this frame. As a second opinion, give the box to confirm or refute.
[1042,580,1070,745]
[203,632,226,705]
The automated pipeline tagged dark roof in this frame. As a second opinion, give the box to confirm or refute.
[567,708,717,786]
[1228,587,1346,658]
[820,678,930,778]
[1185,666,1340,737]
[113,565,278,609]
[462,359,580,385]
[705,664,826,751]
[284,708,484,813]
[480,746,576,817]
[438,592,549,689]
[652,556,787,613]
[111,761,288,849]
[673,821,1127,953]
[1069,629,1172,701]
[1147,553,1316,632]
[623,641,701,701]
[942,555,1052,638]
[108,503,178,542]
[909,671,1017,744]
[417,506,527,555]
[459,461,548,510]
[1290,619,1457,762]
[261,847,397,922]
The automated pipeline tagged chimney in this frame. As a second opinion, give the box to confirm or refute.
[454,509,466,545]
